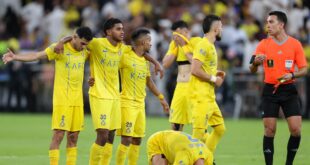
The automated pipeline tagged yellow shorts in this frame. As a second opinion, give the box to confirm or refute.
[116,102,146,137]
[51,106,84,132]
[192,100,224,129]
[89,95,121,130]
[169,83,192,124]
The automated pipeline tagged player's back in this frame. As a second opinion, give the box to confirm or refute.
[153,130,208,164]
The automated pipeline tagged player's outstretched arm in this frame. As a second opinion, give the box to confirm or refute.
[54,36,73,54]
[191,59,223,87]
[144,53,164,79]
[2,48,47,64]
[146,76,169,113]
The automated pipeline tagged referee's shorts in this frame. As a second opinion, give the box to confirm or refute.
[260,83,302,118]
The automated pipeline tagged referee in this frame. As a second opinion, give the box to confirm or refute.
[250,11,307,165]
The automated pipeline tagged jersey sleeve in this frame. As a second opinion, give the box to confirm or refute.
[87,38,99,51]
[294,40,307,68]
[165,41,178,56]
[193,43,207,62]
[44,43,58,61]
[254,39,266,55]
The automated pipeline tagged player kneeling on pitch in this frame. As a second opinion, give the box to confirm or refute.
[2,27,93,165]
[147,130,213,165]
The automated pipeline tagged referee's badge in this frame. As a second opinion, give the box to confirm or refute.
[267,59,274,68]
[285,60,293,70]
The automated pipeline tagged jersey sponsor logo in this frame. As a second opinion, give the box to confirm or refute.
[65,62,84,69]
[100,58,120,67]
[277,50,282,54]
[130,72,147,80]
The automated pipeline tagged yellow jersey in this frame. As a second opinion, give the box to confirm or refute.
[190,37,217,101]
[120,49,150,107]
[166,37,202,62]
[147,130,208,164]
[87,38,131,99]
[45,42,89,106]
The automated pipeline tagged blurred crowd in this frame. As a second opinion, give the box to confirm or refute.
[0,0,310,118]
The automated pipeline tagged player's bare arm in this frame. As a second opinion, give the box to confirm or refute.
[146,76,169,113]
[143,53,164,79]
[54,36,73,54]
[191,59,224,87]
[162,53,177,69]
[2,48,47,64]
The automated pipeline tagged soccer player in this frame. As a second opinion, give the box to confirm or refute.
[190,14,226,158]
[147,130,213,165]
[249,11,307,165]
[55,18,163,165]
[2,27,93,165]
[162,20,202,131]
[115,28,169,165]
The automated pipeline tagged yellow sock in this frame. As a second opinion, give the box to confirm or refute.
[206,124,226,152]
[192,128,205,141]
[49,149,59,165]
[66,147,77,165]
[128,144,140,165]
[89,143,104,165]
[100,143,113,165]
[116,144,129,165]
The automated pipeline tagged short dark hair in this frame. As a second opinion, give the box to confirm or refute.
[171,20,188,31]
[76,26,93,41]
[103,18,122,35]
[202,14,221,33]
[131,28,150,42]
[269,11,287,27]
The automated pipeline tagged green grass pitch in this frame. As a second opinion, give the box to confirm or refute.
[0,114,309,165]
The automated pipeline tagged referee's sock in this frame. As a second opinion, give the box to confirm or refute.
[285,135,301,165]
[263,136,274,165]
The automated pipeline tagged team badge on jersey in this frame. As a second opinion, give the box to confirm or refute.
[267,59,274,67]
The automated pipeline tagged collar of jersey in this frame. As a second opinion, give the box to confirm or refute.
[66,42,79,53]
[103,38,122,52]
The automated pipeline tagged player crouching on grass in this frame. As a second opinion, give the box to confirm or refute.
[147,130,213,165]
[2,27,93,165]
